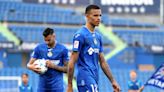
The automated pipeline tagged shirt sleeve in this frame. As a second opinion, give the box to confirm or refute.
[72,33,84,52]
[128,81,132,90]
[31,46,39,59]
[63,47,69,62]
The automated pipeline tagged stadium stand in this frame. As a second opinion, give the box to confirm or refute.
[0,33,7,42]
[8,25,164,46]
[0,1,158,27]
[8,25,112,44]
[0,0,163,92]
[114,29,164,46]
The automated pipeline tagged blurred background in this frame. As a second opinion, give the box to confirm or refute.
[0,0,164,92]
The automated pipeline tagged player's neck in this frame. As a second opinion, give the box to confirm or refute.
[23,82,28,86]
[131,79,136,82]
[85,23,95,33]
[48,41,56,48]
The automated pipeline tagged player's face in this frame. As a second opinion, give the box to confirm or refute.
[87,9,101,26]
[22,75,28,84]
[44,34,55,46]
[130,72,137,81]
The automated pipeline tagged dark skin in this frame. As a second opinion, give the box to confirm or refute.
[27,33,68,74]
[67,9,121,92]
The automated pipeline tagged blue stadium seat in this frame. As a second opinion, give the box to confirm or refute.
[9,25,77,43]
[0,1,157,27]
[0,34,7,42]
[113,29,164,45]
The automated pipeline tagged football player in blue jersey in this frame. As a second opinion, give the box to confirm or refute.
[128,70,144,92]
[67,5,120,92]
[27,28,69,92]
[19,73,33,92]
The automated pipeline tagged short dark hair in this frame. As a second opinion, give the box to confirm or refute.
[85,4,100,14]
[43,28,54,37]
[21,73,28,77]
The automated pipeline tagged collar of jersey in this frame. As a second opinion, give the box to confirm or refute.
[83,26,95,34]
[22,83,29,87]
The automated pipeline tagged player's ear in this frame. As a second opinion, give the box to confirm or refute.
[85,14,90,21]
[85,13,89,18]
[53,33,56,39]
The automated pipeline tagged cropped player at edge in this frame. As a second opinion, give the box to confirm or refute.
[67,5,121,92]
[27,28,69,92]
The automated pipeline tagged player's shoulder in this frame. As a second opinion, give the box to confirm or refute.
[34,43,46,49]
[128,80,134,87]
[95,31,102,38]
[75,27,84,34]
[56,43,68,50]
[74,26,87,37]
[36,43,46,47]
[136,79,142,83]
[128,80,133,84]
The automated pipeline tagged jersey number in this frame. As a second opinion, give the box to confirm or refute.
[90,84,98,92]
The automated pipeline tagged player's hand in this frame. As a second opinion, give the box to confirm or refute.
[67,84,73,92]
[33,67,42,74]
[30,64,42,74]
[138,86,144,92]
[46,60,54,68]
[112,80,121,92]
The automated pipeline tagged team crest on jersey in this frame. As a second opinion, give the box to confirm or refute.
[47,51,53,57]
[47,49,53,57]
[93,38,97,45]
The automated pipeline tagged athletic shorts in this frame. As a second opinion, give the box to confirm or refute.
[78,83,98,92]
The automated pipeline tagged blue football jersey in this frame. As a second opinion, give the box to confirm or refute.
[72,26,103,86]
[128,79,143,90]
[31,42,69,91]
[19,83,33,92]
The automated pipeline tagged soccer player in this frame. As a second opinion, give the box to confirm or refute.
[67,5,120,92]
[19,73,33,92]
[128,70,144,92]
[27,28,69,92]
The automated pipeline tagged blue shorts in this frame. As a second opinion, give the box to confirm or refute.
[77,84,98,92]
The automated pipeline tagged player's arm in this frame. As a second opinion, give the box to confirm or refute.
[67,51,79,92]
[46,48,69,73]
[27,45,42,74]
[27,58,41,74]
[138,85,144,92]
[99,53,121,92]
[128,90,134,92]
[46,60,68,73]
